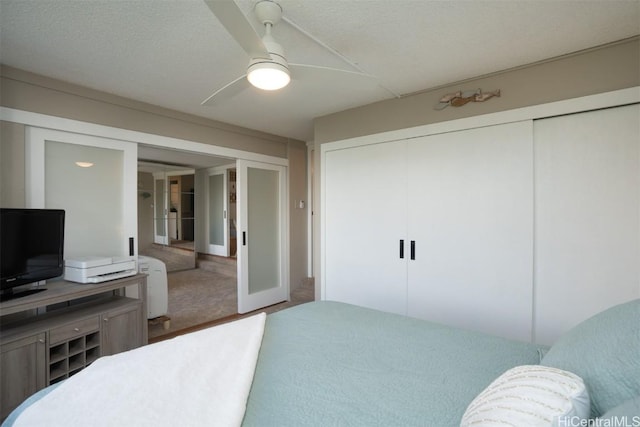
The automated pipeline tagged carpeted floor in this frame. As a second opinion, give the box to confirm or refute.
[140,244,195,272]
[146,253,314,340]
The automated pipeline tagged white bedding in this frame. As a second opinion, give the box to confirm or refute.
[14,313,266,427]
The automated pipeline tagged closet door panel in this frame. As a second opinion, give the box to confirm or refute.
[407,122,534,341]
[323,141,408,315]
[534,104,640,345]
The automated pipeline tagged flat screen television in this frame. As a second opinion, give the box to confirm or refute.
[0,208,65,301]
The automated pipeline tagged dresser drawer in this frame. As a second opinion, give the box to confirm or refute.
[49,316,100,344]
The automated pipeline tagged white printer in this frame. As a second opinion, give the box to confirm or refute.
[64,256,137,284]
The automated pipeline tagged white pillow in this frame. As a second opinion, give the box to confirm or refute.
[460,365,590,427]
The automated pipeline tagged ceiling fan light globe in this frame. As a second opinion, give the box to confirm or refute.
[247,62,290,91]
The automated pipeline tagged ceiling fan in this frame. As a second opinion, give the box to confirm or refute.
[201,0,378,105]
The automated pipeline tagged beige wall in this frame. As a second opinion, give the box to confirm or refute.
[1,66,290,157]
[0,66,309,291]
[287,141,309,288]
[0,121,26,208]
[314,38,640,144]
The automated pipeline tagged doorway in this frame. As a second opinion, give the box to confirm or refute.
[137,152,237,339]
[136,149,239,338]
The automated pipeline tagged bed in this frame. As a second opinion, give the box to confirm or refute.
[3,299,639,426]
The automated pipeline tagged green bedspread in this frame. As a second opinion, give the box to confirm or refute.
[243,301,543,426]
[3,301,543,427]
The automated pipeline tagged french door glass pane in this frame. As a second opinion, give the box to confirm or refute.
[45,141,124,258]
[209,174,224,246]
[247,167,279,294]
[154,178,166,237]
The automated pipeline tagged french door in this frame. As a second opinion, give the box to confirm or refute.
[236,160,288,313]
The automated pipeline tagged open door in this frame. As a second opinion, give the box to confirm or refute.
[237,160,288,313]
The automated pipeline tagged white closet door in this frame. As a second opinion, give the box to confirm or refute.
[534,104,640,345]
[406,121,534,341]
[323,141,408,315]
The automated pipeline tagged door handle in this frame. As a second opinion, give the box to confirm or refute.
[399,239,405,259]
[243,231,247,246]
[410,240,416,260]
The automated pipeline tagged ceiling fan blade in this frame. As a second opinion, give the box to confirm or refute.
[289,64,379,90]
[203,0,269,59]
[201,74,250,105]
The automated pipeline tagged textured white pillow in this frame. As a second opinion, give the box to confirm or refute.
[460,365,590,427]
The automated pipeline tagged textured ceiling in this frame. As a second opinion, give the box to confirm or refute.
[1,0,639,142]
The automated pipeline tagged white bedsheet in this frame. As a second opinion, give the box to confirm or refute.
[14,312,266,427]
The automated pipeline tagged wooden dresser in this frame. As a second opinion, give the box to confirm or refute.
[0,274,147,421]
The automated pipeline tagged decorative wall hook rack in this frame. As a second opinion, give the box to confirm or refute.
[435,89,501,110]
